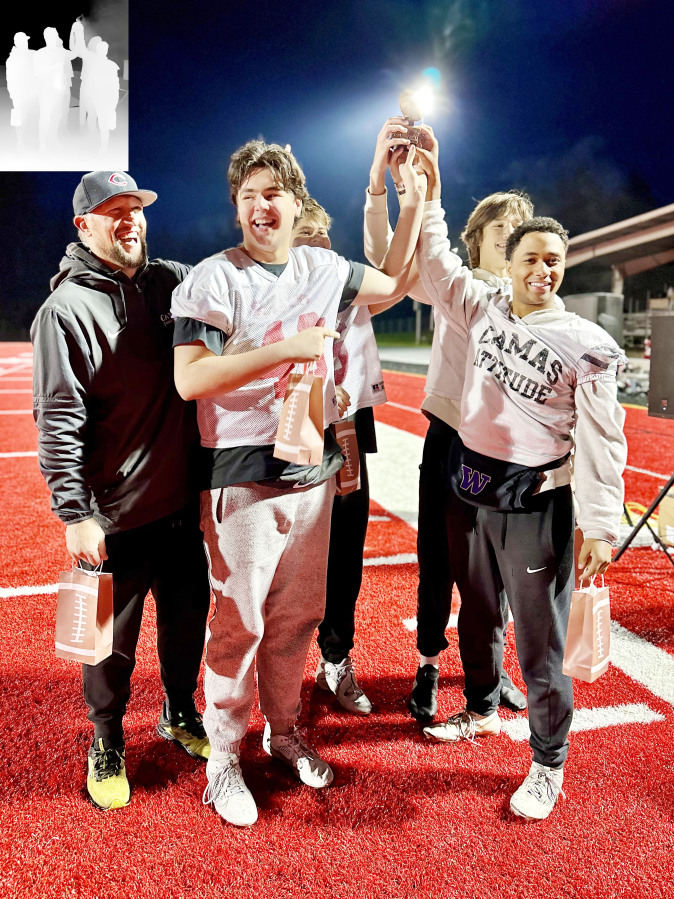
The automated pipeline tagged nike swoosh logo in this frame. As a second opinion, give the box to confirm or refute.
[527,566,546,573]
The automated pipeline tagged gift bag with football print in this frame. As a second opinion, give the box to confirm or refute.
[54,566,114,665]
[334,419,360,496]
[562,577,611,683]
[274,364,324,466]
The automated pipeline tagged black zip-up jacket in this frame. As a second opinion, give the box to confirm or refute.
[31,243,201,534]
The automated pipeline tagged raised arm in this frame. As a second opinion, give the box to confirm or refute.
[413,135,491,332]
[364,119,411,269]
[377,146,427,278]
[368,117,410,198]
[364,135,433,314]
[351,148,427,310]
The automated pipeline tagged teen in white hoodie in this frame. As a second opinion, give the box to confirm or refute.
[363,119,531,720]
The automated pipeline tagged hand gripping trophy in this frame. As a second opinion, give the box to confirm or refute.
[388,89,434,153]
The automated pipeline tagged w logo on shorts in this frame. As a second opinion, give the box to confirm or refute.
[460,465,491,495]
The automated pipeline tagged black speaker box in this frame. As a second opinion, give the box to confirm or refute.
[648,312,674,420]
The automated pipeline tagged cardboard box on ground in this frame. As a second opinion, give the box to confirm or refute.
[658,488,674,546]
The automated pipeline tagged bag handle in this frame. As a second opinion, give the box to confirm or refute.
[578,574,605,591]
[74,561,104,576]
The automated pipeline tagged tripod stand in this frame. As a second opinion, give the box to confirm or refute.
[613,472,674,565]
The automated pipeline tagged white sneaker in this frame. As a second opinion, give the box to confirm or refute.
[510,762,565,821]
[423,708,501,743]
[202,754,258,827]
[315,656,330,691]
[263,722,334,788]
[316,655,372,715]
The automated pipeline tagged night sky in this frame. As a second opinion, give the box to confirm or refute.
[2,0,673,334]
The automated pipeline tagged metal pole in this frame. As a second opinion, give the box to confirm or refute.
[613,473,674,563]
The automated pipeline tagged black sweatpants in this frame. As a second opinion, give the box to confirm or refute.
[416,416,512,663]
[447,485,575,768]
[317,453,370,663]
[82,503,211,744]
[416,416,457,656]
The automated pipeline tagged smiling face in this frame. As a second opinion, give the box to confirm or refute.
[478,214,523,277]
[291,217,331,250]
[74,194,147,277]
[506,231,566,318]
[236,168,302,264]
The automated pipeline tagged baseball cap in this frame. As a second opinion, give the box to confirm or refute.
[73,171,158,216]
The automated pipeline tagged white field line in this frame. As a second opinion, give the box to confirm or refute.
[0,553,420,598]
[502,703,666,742]
[0,377,32,382]
[610,621,674,705]
[0,584,59,598]
[0,452,38,458]
[0,389,32,394]
[399,607,674,713]
[403,614,458,631]
[0,410,32,415]
[0,361,33,378]
[386,401,422,416]
[363,553,417,567]
[368,421,423,530]
[624,464,670,480]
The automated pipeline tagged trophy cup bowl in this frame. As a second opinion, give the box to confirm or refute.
[388,89,433,152]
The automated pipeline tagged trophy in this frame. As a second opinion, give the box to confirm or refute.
[388,89,433,153]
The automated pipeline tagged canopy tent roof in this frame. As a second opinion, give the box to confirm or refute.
[566,203,674,277]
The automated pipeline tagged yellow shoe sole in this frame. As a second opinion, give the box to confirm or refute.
[156,723,211,760]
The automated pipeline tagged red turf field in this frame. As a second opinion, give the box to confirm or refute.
[1,343,673,899]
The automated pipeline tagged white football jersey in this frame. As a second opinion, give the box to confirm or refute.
[334,304,387,413]
[171,245,353,448]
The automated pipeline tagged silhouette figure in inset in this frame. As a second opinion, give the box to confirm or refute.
[5,32,37,151]
[87,42,120,151]
[34,27,76,152]
[68,18,101,130]
[79,36,104,130]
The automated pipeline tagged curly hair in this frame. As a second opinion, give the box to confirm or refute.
[461,190,534,269]
[227,140,309,207]
[505,216,569,261]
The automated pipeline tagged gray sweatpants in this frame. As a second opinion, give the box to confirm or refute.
[200,480,335,755]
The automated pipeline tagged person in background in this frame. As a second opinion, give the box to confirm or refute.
[292,197,386,717]
[5,32,37,150]
[364,118,529,722]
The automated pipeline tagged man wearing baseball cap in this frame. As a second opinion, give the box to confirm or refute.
[31,171,212,811]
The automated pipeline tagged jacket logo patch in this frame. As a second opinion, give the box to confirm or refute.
[160,312,173,326]
[108,173,128,186]
[460,465,491,495]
